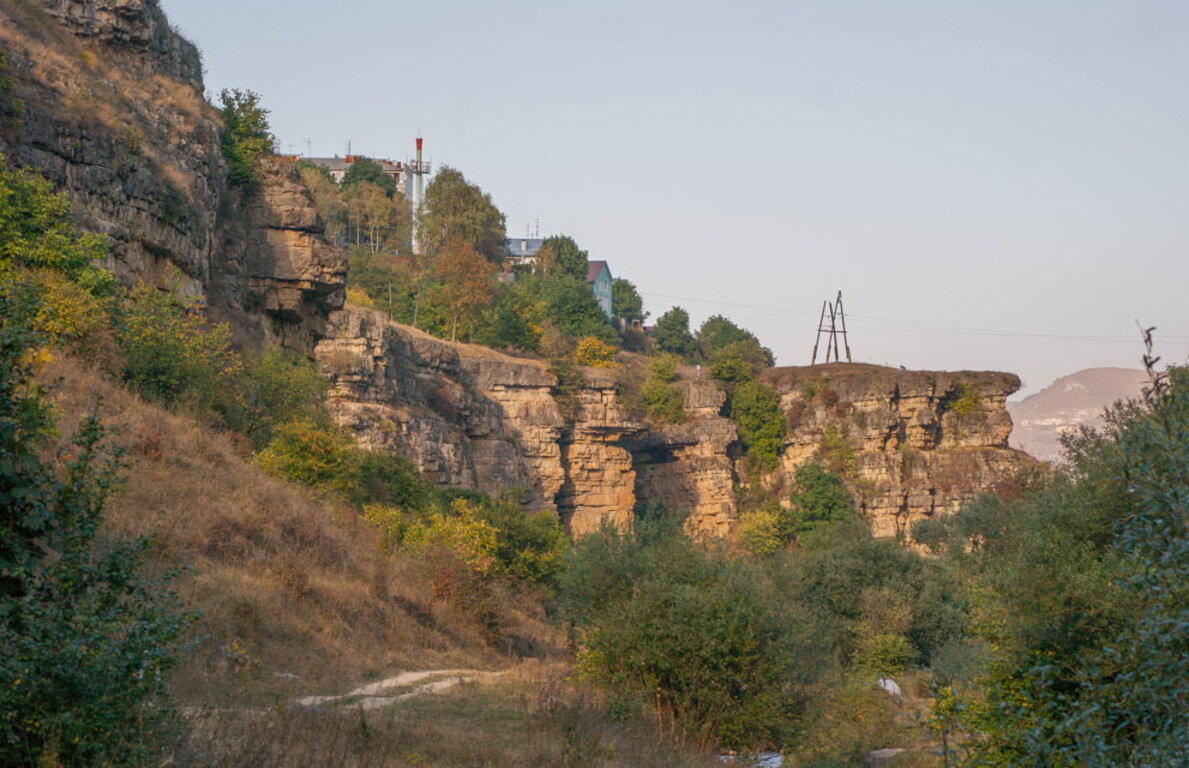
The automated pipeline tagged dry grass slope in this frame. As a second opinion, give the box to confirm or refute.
[40,356,556,706]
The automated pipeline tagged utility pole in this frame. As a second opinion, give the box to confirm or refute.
[811,291,853,365]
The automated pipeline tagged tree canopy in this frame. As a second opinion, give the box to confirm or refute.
[218,89,275,187]
[654,306,698,359]
[420,166,506,260]
[612,277,646,323]
[341,156,397,196]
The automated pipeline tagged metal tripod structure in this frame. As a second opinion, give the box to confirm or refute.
[811,291,852,365]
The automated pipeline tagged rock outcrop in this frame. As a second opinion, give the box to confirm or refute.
[0,0,345,351]
[764,363,1038,538]
[313,310,740,536]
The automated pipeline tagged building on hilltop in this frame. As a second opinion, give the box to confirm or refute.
[303,156,412,196]
[506,237,546,268]
[586,260,613,318]
[501,238,615,319]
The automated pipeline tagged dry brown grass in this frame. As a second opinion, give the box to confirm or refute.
[0,0,216,202]
[39,355,561,707]
[171,664,721,768]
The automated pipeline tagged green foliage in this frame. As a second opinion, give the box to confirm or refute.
[218,89,275,187]
[471,497,569,583]
[641,355,686,425]
[234,347,329,447]
[0,158,111,295]
[697,315,773,367]
[611,277,645,323]
[558,519,811,749]
[710,355,754,385]
[0,286,189,767]
[819,423,858,478]
[536,235,588,280]
[530,272,619,345]
[341,156,396,196]
[729,379,786,471]
[255,421,360,495]
[941,382,981,417]
[117,283,240,409]
[922,368,1189,766]
[421,166,506,259]
[403,499,500,577]
[787,462,857,542]
[653,306,697,359]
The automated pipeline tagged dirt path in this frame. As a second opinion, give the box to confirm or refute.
[294,669,506,711]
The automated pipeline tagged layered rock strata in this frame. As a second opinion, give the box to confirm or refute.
[763,363,1038,538]
[0,0,344,351]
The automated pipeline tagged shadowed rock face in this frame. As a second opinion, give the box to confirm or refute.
[1,0,344,351]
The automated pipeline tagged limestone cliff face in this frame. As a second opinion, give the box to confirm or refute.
[0,0,344,351]
[764,364,1038,539]
[313,310,739,536]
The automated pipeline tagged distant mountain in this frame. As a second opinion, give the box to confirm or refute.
[1007,367,1148,462]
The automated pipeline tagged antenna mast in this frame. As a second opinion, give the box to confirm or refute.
[407,137,432,253]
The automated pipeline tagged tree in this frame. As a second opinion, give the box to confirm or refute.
[420,166,506,260]
[0,286,188,768]
[536,235,588,280]
[298,162,347,244]
[341,156,397,196]
[218,89,275,187]
[787,462,856,541]
[698,315,774,367]
[612,277,647,323]
[343,181,411,253]
[730,379,786,471]
[532,272,618,345]
[917,367,1189,767]
[654,306,698,359]
[433,236,496,341]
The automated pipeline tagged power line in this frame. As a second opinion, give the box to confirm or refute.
[641,290,1189,345]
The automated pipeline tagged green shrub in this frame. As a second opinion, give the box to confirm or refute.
[787,462,857,542]
[709,354,753,385]
[474,497,569,583]
[232,347,329,447]
[0,287,190,768]
[117,283,240,410]
[729,379,786,471]
[255,421,360,495]
[642,377,686,425]
[560,521,810,749]
[403,499,500,577]
[218,89,275,187]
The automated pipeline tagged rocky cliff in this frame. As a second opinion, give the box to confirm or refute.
[0,0,344,350]
[764,363,1038,538]
[312,309,739,536]
[314,313,1036,540]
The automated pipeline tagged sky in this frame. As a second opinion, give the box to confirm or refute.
[162,0,1189,396]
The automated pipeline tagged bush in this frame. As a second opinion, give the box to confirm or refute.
[710,354,753,385]
[117,284,240,411]
[729,379,786,471]
[787,462,857,542]
[572,335,617,367]
[473,497,569,583]
[218,89,275,187]
[232,347,329,447]
[403,499,500,578]
[0,286,189,767]
[642,378,685,425]
[255,421,360,496]
[560,522,810,749]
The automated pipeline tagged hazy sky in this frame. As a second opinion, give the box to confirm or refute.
[163,0,1188,396]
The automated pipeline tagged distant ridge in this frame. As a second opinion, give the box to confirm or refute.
[1008,367,1147,462]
